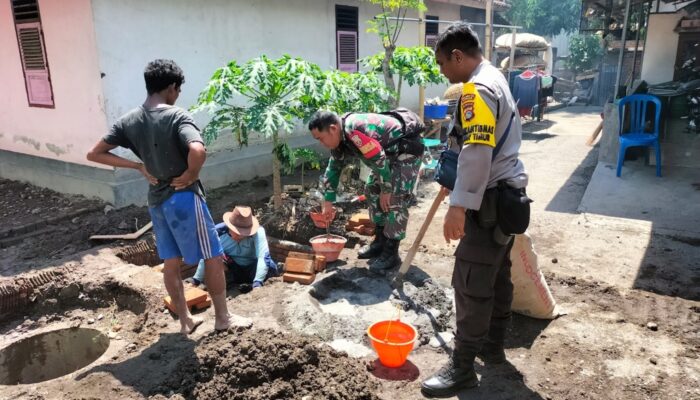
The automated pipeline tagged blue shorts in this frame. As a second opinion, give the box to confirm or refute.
[148,191,223,265]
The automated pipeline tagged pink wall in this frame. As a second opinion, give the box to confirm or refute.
[0,0,108,167]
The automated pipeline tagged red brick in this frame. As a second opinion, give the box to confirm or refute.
[195,296,211,310]
[314,255,327,272]
[283,272,316,285]
[164,287,209,313]
[287,251,315,260]
[284,257,316,275]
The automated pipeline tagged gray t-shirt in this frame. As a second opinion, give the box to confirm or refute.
[103,105,205,206]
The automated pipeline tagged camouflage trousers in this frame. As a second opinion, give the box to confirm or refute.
[366,155,421,241]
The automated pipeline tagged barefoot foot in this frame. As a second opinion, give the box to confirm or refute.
[180,317,204,335]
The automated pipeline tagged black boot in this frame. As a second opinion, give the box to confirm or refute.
[477,342,507,364]
[369,238,401,270]
[421,350,478,398]
[358,226,385,259]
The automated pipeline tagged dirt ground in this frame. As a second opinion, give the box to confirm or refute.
[0,107,698,400]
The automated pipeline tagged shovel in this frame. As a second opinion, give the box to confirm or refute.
[391,187,447,288]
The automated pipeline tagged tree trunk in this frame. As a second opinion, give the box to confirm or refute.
[272,156,282,209]
[272,133,283,209]
[382,45,397,107]
[396,74,403,106]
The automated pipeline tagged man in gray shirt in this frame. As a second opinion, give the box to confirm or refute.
[421,23,529,397]
[87,59,231,334]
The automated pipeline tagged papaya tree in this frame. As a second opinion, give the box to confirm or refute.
[290,148,321,189]
[361,46,445,105]
[365,0,426,107]
[192,55,390,209]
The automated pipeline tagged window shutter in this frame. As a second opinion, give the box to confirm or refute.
[426,15,439,49]
[17,22,52,106]
[337,30,358,73]
[426,35,438,49]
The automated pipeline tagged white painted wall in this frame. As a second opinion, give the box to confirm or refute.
[0,0,108,166]
[641,13,683,84]
[549,29,573,58]
[90,0,462,152]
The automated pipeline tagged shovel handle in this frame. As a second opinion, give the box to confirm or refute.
[395,188,448,278]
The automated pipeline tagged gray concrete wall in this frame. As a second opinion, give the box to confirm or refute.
[599,102,619,165]
[0,136,325,208]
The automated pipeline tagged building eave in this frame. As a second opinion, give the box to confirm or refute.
[429,0,510,11]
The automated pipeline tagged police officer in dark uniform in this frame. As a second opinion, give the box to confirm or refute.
[421,23,530,397]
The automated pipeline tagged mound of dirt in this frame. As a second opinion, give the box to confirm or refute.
[258,194,363,247]
[157,327,380,400]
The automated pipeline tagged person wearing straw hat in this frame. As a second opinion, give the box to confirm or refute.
[190,206,279,291]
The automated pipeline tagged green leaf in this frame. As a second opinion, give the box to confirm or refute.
[506,0,581,37]
[567,34,603,73]
[273,142,296,174]
[360,46,445,90]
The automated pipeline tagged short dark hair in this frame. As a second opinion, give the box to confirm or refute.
[308,110,341,132]
[144,59,185,95]
[435,22,482,59]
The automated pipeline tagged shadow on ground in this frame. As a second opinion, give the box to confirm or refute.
[455,361,544,400]
[544,147,599,214]
[75,333,197,398]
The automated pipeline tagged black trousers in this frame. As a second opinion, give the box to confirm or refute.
[452,209,514,354]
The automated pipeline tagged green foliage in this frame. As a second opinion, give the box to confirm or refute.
[364,0,427,105]
[274,142,296,174]
[567,34,603,74]
[192,54,391,180]
[505,0,581,37]
[192,55,323,145]
[192,55,390,146]
[318,70,392,115]
[293,148,321,170]
[362,46,445,104]
[362,46,445,87]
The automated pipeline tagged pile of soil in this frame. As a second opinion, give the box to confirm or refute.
[156,327,380,400]
[0,179,102,230]
[258,192,363,247]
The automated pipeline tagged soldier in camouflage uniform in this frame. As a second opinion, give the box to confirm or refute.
[308,110,422,270]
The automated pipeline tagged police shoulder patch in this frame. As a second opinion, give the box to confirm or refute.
[461,83,496,147]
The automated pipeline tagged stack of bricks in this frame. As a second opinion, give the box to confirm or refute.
[346,213,376,236]
[282,251,327,285]
[268,238,314,263]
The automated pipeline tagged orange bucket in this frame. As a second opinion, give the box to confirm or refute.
[310,207,336,228]
[367,320,417,368]
[309,234,347,262]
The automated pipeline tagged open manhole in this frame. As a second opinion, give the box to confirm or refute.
[0,328,109,385]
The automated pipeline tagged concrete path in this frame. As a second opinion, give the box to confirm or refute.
[405,105,699,301]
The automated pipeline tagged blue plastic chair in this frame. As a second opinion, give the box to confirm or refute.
[616,94,662,177]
